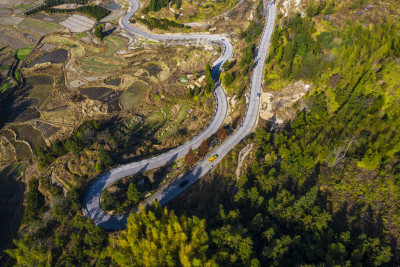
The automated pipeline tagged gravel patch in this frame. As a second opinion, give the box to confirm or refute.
[259,81,312,126]
[85,75,108,82]
[70,79,86,88]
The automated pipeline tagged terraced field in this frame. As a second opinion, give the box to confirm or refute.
[78,35,129,73]
[25,75,54,109]
[44,35,88,57]
[0,129,32,161]
[18,18,64,35]
[79,87,123,113]
[105,78,122,86]
[144,63,163,76]
[10,97,41,123]
[26,49,68,67]
[16,46,34,60]
[31,121,60,139]
[120,80,148,111]
[104,35,128,57]
[11,124,46,149]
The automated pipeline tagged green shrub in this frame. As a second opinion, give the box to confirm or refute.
[136,17,187,31]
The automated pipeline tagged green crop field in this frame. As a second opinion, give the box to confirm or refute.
[16,46,34,60]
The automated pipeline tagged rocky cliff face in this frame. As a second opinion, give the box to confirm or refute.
[259,80,312,127]
[278,0,305,17]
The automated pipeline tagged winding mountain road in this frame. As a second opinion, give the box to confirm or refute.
[83,0,276,230]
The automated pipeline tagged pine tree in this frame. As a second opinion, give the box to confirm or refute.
[5,236,52,267]
[127,182,140,204]
[23,179,44,223]
[107,205,214,266]
[198,139,209,157]
[217,127,227,141]
[184,147,196,167]
[94,24,104,39]
[205,63,215,94]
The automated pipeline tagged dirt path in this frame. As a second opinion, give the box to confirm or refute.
[236,143,253,179]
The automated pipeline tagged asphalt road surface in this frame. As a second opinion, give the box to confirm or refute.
[83,0,277,230]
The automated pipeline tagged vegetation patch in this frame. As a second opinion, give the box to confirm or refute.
[74,5,111,21]
[101,177,144,213]
[26,0,110,21]
[45,34,87,57]
[80,60,121,73]
[0,65,11,70]
[0,16,24,26]
[0,82,15,95]
[142,0,240,23]
[136,17,188,31]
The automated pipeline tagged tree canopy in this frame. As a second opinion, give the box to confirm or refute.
[107,203,214,267]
